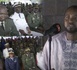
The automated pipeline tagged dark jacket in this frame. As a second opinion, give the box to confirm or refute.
[5,56,20,70]
[0,18,19,36]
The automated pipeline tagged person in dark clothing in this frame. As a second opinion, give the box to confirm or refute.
[5,48,20,70]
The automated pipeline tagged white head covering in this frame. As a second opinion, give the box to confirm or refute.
[13,2,21,7]
[8,48,14,53]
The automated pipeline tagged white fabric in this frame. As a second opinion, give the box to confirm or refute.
[37,31,77,70]
[10,0,32,5]
[36,51,46,70]
[31,31,43,36]
[10,12,29,35]
[3,48,9,59]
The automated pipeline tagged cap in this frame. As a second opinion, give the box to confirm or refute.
[25,48,30,52]
[13,2,21,7]
[4,43,9,46]
[8,48,14,53]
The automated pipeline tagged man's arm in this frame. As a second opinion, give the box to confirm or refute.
[36,40,49,70]
[16,57,20,70]
[26,27,31,34]
[10,19,19,36]
[36,39,55,70]
[5,59,10,70]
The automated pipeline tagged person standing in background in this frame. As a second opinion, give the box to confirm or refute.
[27,4,44,33]
[3,43,12,59]
[10,3,31,36]
[36,5,77,70]
[0,5,19,36]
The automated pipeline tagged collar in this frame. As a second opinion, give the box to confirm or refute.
[14,12,21,15]
[64,31,77,44]
[10,57,14,60]
[0,21,5,26]
[34,13,37,15]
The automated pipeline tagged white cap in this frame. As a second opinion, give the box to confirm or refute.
[13,2,21,7]
[8,48,14,53]
[5,43,9,46]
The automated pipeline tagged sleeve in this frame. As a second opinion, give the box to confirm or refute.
[36,40,49,70]
[5,59,10,70]
[24,19,29,28]
[22,13,29,28]
[36,39,55,70]
[10,19,19,36]
[26,14,33,27]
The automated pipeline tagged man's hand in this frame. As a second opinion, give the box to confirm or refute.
[26,27,31,34]
[19,29,27,35]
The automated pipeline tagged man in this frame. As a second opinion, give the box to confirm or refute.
[10,3,31,35]
[27,4,44,33]
[3,43,11,59]
[0,5,19,36]
[36,5,77,70]
[5,48,20,70]
[22,47,36,70]
[10,3,43,36]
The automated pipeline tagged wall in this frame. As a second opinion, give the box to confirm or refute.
[42,0,77,31]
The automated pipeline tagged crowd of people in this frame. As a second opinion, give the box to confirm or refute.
[0,36,43,70]
[0,2,44,36]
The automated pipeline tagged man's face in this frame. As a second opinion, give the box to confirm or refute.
[0,8,8,21]
[9,53,14,58]
[64,9,77,33]
[15,6,21,13]
[33,7,39,13]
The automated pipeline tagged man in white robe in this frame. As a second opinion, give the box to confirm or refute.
[36,5,77,70]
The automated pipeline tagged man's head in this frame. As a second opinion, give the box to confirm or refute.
[33,5,39,13]
[8,48,14,58]
[0,5,8,21]
[14,3,21,13]
[64,5,77,33]
[24,47,30,54]
[4,43,10,48]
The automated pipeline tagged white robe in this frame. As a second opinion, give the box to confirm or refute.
[37,31,77,70]
[10,12,29,34]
